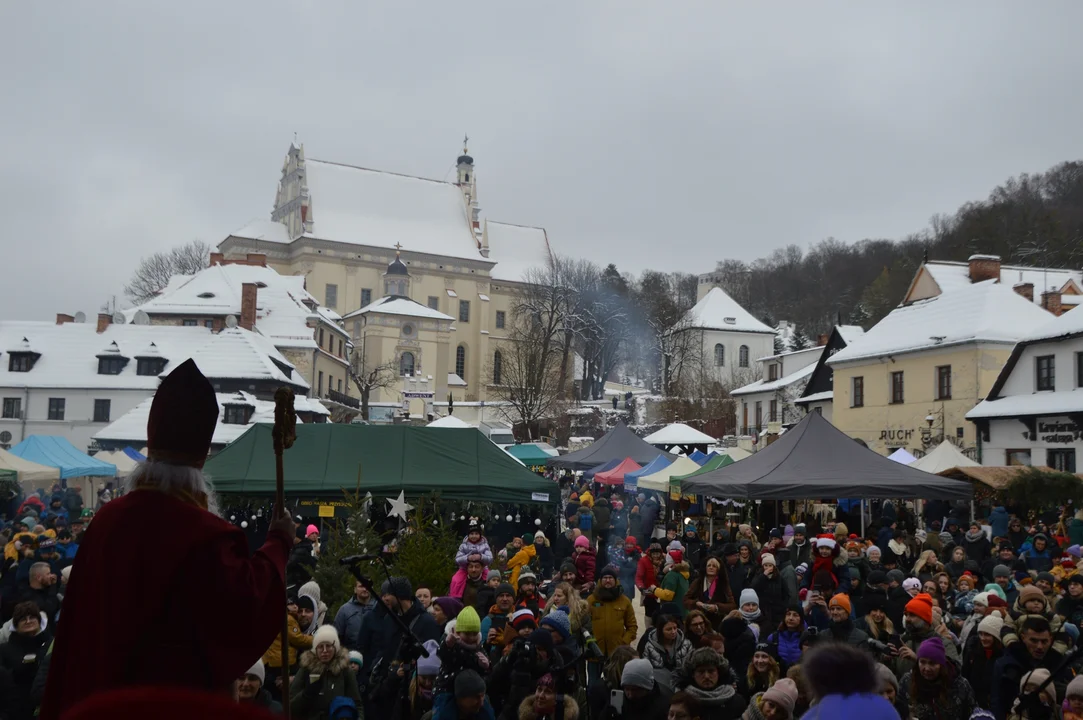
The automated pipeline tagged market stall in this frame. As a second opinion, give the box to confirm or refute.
[911,441,979,474]
[547,422,673,470]
[624,455,673,493]
[643,423,716,455]
[638,455,702,493]
[594,457,641,486]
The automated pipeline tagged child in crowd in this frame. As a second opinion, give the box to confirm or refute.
[450,519,493,598]
[1064,674,1083,720]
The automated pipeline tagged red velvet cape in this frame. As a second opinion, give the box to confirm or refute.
[39,491,291,720]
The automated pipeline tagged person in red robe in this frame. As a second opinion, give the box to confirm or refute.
[40,359,295,720]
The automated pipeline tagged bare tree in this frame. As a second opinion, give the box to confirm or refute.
[487,320,565,441]
[348,351,398,421]
[124,240,212,303]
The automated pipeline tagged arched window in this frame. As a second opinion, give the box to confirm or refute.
[713,344,725,367]
[455,345,466,380]
[492,350,503,384]
[739,345,750,368]
[400,351,415,377]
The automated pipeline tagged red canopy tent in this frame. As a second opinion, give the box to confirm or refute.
[594,457,641,486]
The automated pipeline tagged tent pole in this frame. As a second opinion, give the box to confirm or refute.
[970,500,975,524]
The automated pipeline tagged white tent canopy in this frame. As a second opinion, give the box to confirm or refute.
[427,415,473,429]
[888,448,917,464]
[0,448,61,483]
[643,423,716,446]
[91,450,139,477]
[717,447,751,462]
[638,456,702,492]
[910,441,979,474]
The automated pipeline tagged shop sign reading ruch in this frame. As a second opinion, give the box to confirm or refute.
[879,428,914,442]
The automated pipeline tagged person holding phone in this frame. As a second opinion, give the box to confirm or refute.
[289,626,363,720]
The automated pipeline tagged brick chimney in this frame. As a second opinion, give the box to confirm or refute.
[1013,282,1034,303]
[209,252,225,266]
[968,254,1001,284]
[56,313,74,325]
[816,333,829,347]
[96,313,112,333]
[1042,289,1063,316]
[245,253,267,267]
[240,283,258,330]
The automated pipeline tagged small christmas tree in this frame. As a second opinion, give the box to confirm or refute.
[393,494,460,596]
[790,327,812,350]
[311,489,385,617]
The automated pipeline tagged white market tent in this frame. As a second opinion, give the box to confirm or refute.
[718,447,752,462]
[427,415,473,429]
[0,448,61,484]
[638,455,702,492]
[91,450,140,477]
[910,441,980,474]
[888,448,917,464]
[644,423,717,447]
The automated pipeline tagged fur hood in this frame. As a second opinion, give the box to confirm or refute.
[298,645,350,675]
[517,694,579,720]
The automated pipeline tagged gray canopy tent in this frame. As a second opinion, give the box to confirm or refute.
[547,422,675,471]
[681,411,972,501]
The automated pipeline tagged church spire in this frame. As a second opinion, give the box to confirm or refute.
[456,136,481,246]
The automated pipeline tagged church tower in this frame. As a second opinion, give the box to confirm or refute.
[272,138,312,240]
[456,136,483,251]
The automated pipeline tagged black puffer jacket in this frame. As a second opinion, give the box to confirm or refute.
[0,630,49,720]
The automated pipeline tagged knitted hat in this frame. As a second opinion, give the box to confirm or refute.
[495,583,515,599]
[984,583,1007,601]
[456,606,481,634]
[721,542,739,556]
[574,535,590,549]
[795,562,808,576]
[244,660,265,686]
[668,539,685,552]
[886,569,905,586]
[916,636,946,666]
[848,567,861,581]
[902,577,921,592]
[993,564,1011,578]
[1069,574,1083,586]
[510,608,537,630]
[762,678,798,715]
[416,640,442,676]
[522,533,535,545]
[454,670,487,699]
[867,570,887,585]
[598,564,618,580]
[977,614,1004,638]
[468,517,481,531]
[1021,668,1057,703]
[534,530,546,541]
[829,594,851,614]
[541,610,571,640]
[1067,545,1083,558]
[865,545,881,558]
[863,594,886,612]
[433,596,463,619]
[987,595,1008,609]
[348,650,363,667]
[761,553,776,567]
[904,594,934,625]
[1036,571,1055,586]
[1066,674,1083,700]
[306,525,319,537]
[957,573,976,590]
[529,628,554,654]
[874,663,898,692]
[313,625,340,650]
[794,523,806,534]
[559,561,577,575]
[296,595,316,612]
[517,568,537,585]
[687,646,725,669]
[1020,585,1045,606]
[625,535,638,545]
[621,659,655,691]
[939,531,954,544]
[739,588,760,607]
[388,577,413,601]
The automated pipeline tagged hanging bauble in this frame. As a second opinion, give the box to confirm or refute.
[433,519,439,525]
[230,515,236,522]
[506,514,513,522]
[251,515,257,521]
[535,518,542,526]
[241,521,249,529]
[460,515,466,521]
[515,513,521,523]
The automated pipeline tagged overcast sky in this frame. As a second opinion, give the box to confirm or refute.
[2,2,1081,320]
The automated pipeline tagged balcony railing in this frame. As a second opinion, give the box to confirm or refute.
[326,389,360,409]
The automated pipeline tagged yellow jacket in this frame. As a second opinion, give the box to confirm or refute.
[508,544,537,589]
[3,541,17,563]
[262,614,312,668]
[579,491,594,509]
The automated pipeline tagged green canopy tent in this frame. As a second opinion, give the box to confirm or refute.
[205,424,559,504]
[505,444,557,467]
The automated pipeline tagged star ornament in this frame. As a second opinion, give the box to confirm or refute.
[387,491,414,521]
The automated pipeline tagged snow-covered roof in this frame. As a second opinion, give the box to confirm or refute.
[756,345,823,363]
[837,325,866,344]
[342,295,455,321]
[176,327,308,389]
[228,219,292,244]
[0,322,211,390]
[1020,304,1083,343]
[643,423,716,445]
[730,361,817,397]
[828,280,1052,365]
[484,221,554,283]
[95,391,325,448]
[127,264,327,349]
[966,391,1083,420]
[794,390,833,404]
[302,159,485,261]
[427,414,473,428]
[922,261,1083,305]
[0,322,308,392]
[679,287,774,334]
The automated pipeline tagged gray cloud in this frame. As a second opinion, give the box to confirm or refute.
[2,1,1081,319]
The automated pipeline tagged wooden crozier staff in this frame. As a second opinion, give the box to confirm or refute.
[273,387,296,720]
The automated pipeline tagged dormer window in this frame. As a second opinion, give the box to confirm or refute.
[135,342,169,376]
[223,404,252,424]
[96,341,129,375]
[7,337,41,372]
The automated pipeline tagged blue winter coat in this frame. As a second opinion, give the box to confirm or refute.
[334,595,377,652]
[989,506,1010,539]
[767,628,802,668]
[614,549,640,599]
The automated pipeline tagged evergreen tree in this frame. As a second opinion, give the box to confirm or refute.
[393,495,460,596]
[773,334,785,355]
[848,303,870,327]
[311,489,385,617]
[790,327,812,350]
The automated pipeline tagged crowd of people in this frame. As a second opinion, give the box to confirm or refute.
[6,464,1083,720]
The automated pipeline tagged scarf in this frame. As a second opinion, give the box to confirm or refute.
[596,584,622,602]
[682,682,736,705]
[742,607,762,622]
[888,539,908,556]
[708,577,718,598]
[965,528,985,543]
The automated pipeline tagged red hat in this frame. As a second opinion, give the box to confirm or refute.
[905,593,934,625]
[626,536,638,545]
[986,595,1009,609]
[146,359,219,468]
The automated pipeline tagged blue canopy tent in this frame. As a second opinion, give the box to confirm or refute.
[583,458,620,480]
[123,446,146,462]
[624,455,673,493]
[9,436,117,479]
[688,450,710,465]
